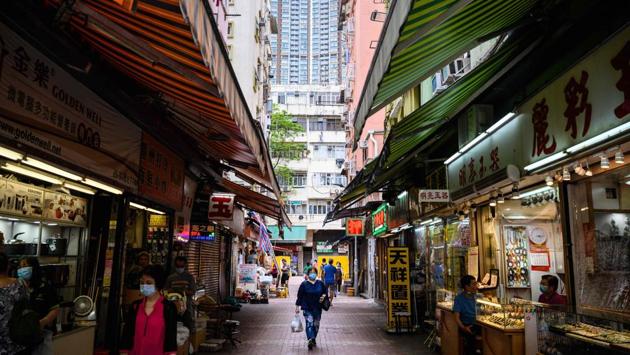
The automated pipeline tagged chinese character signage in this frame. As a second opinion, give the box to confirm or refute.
[0,22,141,191]
[189,224,215,241]
[387,247,411,330]
[208,193,235,220]
[419,190,450,202]
[139,133,184,210]
[447,28,630,195]
[316,241,334,253]
[346,218,365,236]
[372,203,388,236]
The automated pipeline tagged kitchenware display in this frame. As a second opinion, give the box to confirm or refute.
[504,226,530,288]
[4,232,37,255]
[41,263,69,287]
[41,234,68,256]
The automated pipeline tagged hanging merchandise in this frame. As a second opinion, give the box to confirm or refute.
[504,226,530,288]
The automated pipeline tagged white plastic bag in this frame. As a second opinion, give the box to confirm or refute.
[290,314,304,333]
[176,321,190,346]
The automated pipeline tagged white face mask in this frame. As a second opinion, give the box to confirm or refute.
[176,267,185,274]
[140,284,157,297]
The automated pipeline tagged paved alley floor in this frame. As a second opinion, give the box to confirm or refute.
[215,277,437,355]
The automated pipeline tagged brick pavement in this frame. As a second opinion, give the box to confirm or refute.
[214,277,437,355]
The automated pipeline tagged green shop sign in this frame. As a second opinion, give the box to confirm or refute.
[372,203,388,236]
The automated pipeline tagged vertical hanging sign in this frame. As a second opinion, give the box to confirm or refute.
[208,193,235,220]
[386,247,411,331]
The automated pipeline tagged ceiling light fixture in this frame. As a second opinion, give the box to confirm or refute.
[83,178,123,195]
[0,146,24,161]
[63,182,96,195]
[2,163,62,184]
[562,166,571,181]
[574,162,586,176]
[22,157,82,181]
[524,151,568,172]
[585,161,593,177]
[497,194,505,204]
[566,121,630,153]
[600,154,610,169]
[486,112,516,134]
[545,175,554,186]
[511,183,520,199]
[615,150,625,164]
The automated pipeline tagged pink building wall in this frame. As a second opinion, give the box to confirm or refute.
[345,0,386,176]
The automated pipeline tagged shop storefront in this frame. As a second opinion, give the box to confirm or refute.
[439,26,630,355]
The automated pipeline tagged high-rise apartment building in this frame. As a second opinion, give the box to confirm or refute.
[270,0,342,85]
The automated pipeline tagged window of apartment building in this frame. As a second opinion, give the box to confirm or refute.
[308,118,342,131]
[308,200,331,215]
[292,117,307,130]
[313,173,347,187]
[312,144,345,160]
[292,173,307,187]
[271,149,307,160]
[286,200,307,215]
[227,21,235,38]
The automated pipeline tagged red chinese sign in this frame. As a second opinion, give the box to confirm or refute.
[346,218,365,236]
[208,193,235,220]
[139,133,184,210]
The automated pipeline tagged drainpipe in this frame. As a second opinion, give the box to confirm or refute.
[367,130,383,157]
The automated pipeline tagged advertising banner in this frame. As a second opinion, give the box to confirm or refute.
[0,23,141,190]
[0,179,43,218]
[43,191,88,226]
[387,247,411,331]
[138,133,184,210]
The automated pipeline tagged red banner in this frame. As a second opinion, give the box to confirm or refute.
[138,133,184,209]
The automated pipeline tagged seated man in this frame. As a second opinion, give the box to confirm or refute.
[454,275,479,355]
[538,274,567,305]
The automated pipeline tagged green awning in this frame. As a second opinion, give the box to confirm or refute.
[268,225,306,242]
[336,31,538,211]
[353,0,540,147]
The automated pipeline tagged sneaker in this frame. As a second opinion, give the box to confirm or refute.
[308,339,315,350]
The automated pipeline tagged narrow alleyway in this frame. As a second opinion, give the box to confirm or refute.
[216,277,437,355]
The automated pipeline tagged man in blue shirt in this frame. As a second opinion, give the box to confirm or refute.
[323,259,338,303]
[453,275,479,355]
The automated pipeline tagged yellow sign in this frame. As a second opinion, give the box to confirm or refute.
[316,256,351,281]
[387,247,411,330]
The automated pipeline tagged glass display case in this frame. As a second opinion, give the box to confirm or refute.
[536,305,630,354]
[436,288,455,310]
[476,298,532,330]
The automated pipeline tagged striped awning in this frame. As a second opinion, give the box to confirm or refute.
[47,0,284,207]
[335,31,539,212]
[353,0,540,147]
[219,178,291,226]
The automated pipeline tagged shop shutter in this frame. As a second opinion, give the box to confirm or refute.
[199,235,222,301]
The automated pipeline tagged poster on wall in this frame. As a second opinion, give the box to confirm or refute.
[238,263,258,292]
[0,23,141,191]
[174,176,197,242]
[528,226,551,271]
[0,180,43,218]
[386,247,411,332]
[43,191,87,226]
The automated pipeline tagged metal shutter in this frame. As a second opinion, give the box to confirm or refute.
[186,236,222,301]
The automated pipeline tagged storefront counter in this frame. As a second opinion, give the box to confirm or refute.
[437,304,462,355]
[478,319,524,355]
[53,325,95,355]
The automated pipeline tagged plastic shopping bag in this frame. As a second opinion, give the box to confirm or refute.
[176,321,190,346]
[291,314,304,333]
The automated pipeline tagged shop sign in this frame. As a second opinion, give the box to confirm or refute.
[386,247,411,330]
[337,242,349,254]
[0,23,141,191]
[43,191,88,226]
[447,27,630,192]
[175,176,197,242]
[189,224,215,241]
[316,241,334,254]
[419,189,450,202]
[372,203,388,236]
[388,191,409,231]
[139,133,184,210]
[0,179,43,218]
[208,193,235,220]
[346,217,365,236]
[520,27,630,167]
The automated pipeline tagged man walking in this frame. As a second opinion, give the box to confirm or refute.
[165,256,196,332]
[323,259,337,303]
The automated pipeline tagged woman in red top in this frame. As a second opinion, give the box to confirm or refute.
[120,265,179,355]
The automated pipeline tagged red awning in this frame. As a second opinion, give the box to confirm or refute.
[218,178,291,227]
[46,0,284,206]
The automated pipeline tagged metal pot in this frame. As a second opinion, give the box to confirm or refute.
[43,237,68,256]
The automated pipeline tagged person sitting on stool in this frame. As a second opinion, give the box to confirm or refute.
[454,275,479,355]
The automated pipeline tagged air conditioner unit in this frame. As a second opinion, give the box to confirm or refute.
[441,57,470,85]
[432,73,447,95]
[343,161,351,169]
[358,140,368,149]
[458,104,494,149]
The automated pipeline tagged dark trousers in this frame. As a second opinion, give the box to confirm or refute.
[462,324,481,355]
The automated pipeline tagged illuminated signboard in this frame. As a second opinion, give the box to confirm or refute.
[190,224,216,241]
[346,218,365,236]
[372,203,388,236]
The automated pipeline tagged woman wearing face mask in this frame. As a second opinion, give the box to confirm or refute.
[120,265,179,355]
[0,252,28,355]
[295,267,327,350]
[18,257,59,355]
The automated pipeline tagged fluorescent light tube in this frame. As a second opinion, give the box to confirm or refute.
[444,152,461,165]
[23,157,82,181]
[63,182,96,195]
[83,178,123,195]
[0,146,23,161]
[460,132,488,153]
[129,202,146,210]
[486,112,516,134]
[524,151,567,171]
[146,208,165,215]
[2,163,62,184]
[566,122,630,153]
